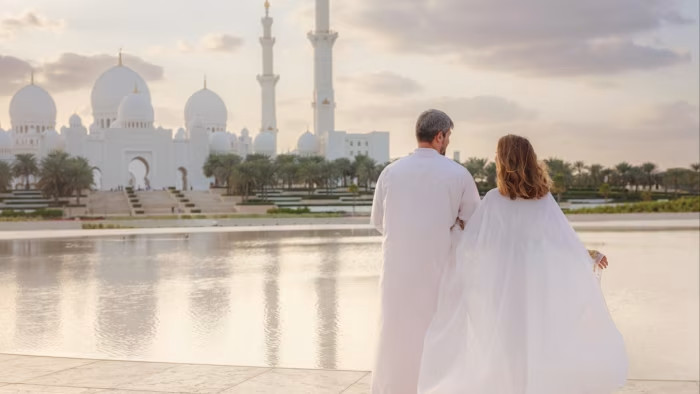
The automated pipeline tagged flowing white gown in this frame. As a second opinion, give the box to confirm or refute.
[418,190,628,394]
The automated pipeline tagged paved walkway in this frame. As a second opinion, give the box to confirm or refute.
[0,354,697,393]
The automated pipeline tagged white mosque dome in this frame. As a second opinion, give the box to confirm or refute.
[297,131,319,155]
[240,127,250,137]
[174,127,186,140]
[69,113,83,127]
[44,129,64,152]
[254,131,276,155]
[116,90,154,128]
[184,87,227,132]
[91,64,151,117]
[209,131,231,154]
[9,84,57,127]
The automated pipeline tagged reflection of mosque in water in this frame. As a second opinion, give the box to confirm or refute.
[0,231,375,368]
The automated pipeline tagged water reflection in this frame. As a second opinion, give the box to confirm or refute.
[316,240,339,369]
[0,229,695,376]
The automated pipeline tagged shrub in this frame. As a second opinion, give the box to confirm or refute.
[267,207,311,214]
[135,210,145,214]
[185,203,195,208]
[190,209,201,213]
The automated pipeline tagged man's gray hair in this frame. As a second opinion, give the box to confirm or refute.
[415,109,454,143]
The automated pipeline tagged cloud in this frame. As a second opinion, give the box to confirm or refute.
[338,72,423,96]
[39,53,164,92]
[178,34,244,54]
[0,55,33,94]
[0,10,64,39]
[348,95,536,124]
[342,0,694,76]
[201,34,243,53]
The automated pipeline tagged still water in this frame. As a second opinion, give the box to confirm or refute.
[0,229,697,380]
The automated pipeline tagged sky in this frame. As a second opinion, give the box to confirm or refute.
[0,0,698,169]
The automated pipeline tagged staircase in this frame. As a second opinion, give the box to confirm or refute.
[86,191,131,216]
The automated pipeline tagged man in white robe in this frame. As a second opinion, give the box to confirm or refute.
[370,109,481,394]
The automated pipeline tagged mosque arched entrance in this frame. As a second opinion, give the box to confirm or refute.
[176,167,188,191]
[128,157,150,190]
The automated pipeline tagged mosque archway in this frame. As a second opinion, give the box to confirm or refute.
[128,157,150,190]
[92,167,102,190]
[176,167,188,191]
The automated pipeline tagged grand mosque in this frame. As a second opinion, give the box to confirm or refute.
[0,0,390,190]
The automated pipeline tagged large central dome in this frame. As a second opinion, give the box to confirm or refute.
[91,65,150,120]
[184,87,227,132]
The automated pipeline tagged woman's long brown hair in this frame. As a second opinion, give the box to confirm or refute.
[496,134,551,200]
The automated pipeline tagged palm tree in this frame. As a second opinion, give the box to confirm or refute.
[0,161,11,192]
[614,162,632,189]
[37,151,71,201]
[245,154,275,200]
[641,162,657,190]
[629,166,645,192]
[484,162,497,190]
[297,156,325,193]
[12,153,38,190]
[588,164,604,187]
[573,161,586,187]
[691,163,700,173]
[464,157,488,183]
[333,158,353,187]
[348,183,359,216]
[65,156,94,205]
[275,154,298,189]
[663,168,688,197]
[599,183,611,200]
[203,154,225,187]
[544,158,573,188]
[353,155,377,191]
[551,173,567,202]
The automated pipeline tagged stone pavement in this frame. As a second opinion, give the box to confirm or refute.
[0,354,697,393]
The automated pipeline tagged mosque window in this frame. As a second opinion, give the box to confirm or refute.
[107,119,111,127]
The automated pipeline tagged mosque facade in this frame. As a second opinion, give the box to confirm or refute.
[0,0,389,191]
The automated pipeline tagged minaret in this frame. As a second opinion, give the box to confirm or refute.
[308,0,337,154]
[257,0,279,153]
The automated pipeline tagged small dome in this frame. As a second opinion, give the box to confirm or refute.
[116,90,154,128]
[297,131,319,155]
[240,127,250,137]
[209,131,231,154]
[91,65,150,118]
[69,113,83,127]
[174,127,186,140]
[10,84,57,127]
[43,129,64,152]
[254,131,276,155]
[184,87,227,132]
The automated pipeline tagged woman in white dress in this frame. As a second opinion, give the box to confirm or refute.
[418,135,628,394]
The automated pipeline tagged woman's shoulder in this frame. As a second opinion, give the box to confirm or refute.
[483,189,555,204]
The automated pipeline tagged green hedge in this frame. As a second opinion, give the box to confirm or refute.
[267,207,311,214]
[0,208,63,218]
[565,196,700,214]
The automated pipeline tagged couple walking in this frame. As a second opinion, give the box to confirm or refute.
[370,109,628,394]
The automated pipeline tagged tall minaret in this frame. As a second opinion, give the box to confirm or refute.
[308,0,337,154]
[257,0,279,151]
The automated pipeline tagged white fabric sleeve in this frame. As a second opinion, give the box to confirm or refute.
[457,170,481,224]
[370,170,386,234]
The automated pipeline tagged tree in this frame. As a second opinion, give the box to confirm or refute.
[464,157,488,183]
[0,161,11,192]
[245,154,276,200]
[641,162,657,190]
[588,164,604,187]
[297,156,325,193]
[348,183,359,216]
[203,154,225,187]
[599,183,611,200]
[484,162,497,190]
[663,168,689,197]
[614,162,632,189]
[65,156,94,205]
[275,154,298,189]
[629,166,645,192]
[12,153,38,190]
[333,158,353,187]
[353,155,377,191]
[544,158,573,188]
[691,163,700,173]
[551,173,567,202]
[37,151,71,201]
[573,161,586,186]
